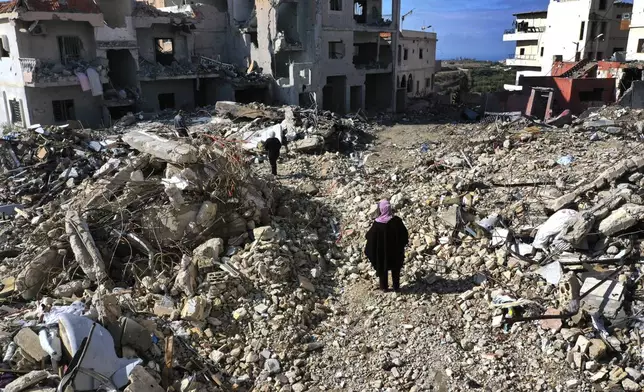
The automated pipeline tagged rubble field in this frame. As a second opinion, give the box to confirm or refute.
[1,101,644,392]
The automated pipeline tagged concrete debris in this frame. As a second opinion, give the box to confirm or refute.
[5,101,644,390]
[4,370,50,392]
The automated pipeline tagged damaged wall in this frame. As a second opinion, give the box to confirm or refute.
[139,79,195,112]
[15,20,97,63]
[187,5,228,59]
[24,86,104,127]
[520,76,616,115]
[0,21,28,126]
[136,24,191,65]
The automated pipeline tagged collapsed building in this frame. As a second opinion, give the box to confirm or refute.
[0,0,437,128]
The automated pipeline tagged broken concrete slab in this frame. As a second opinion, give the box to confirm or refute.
[65,210,108,282]
[4,370,50,392]
[124,365,164,392]
[598,203,644,236]
[181,296,208,321]
[193,238,224,269]
[16,247,62,300]
[122,131,199,165]
[580,277,624,319]
[14,328,47,362]
[291,136,324,153]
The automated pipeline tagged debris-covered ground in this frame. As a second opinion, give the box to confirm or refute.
[1,101,644,392]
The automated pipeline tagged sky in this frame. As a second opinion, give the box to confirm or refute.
[388,0,629,61]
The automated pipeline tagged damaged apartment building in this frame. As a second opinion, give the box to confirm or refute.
[0,0,436,128]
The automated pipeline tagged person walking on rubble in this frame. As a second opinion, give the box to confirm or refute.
[174,110,189,137]
[365,199,409,292]
[264,130,282,176]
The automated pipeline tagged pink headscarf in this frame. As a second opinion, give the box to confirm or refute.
[375,199,393,223]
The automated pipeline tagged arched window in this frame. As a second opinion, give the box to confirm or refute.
[401,75,407,88]
[407,74,413,93]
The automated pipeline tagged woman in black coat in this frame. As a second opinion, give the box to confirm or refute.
[365,199,409,292]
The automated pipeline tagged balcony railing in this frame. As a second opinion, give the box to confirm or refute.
[507,54,538,60]
[504,26,546,34]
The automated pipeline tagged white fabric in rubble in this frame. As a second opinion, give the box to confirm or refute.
[242,123,283,150]
[86,68,103,97]
[532,209,579,251]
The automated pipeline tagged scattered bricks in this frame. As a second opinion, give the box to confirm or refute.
[13,328,47,362]
[539,308,562,333]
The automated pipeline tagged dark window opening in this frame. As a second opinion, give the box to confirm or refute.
[541,47,544,57]
[419,49,423,59]
[354,0,365,23]
[9,99,21,124]
[519,48,525,55]
[1,36,9,58]
[613,47,624,53]
[590,21,597,38]
[400,75,406,88]
[58,36,82,65]
[639,39,644,53]
[554,54,563,62]
[599,0,606,10]
[397,45,401,64]
[600,21,606,36]
[158,93,175,110]
[579,21,585,40]
[586,51,593,60]
[155,38,174,66]
[596,51,603,60]
[407,74,413,93]
[330,0,341,11]
[425,78,430,88]
[403,48,408,60]
[329,41,345,59]
[416,80,419,93]
[579,88,603,102]
[249,32,258,48]
[53,99,75,122]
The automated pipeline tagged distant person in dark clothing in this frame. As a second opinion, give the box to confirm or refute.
[365,200,409,292]
[264,131,282,176]
[174,110,188,137]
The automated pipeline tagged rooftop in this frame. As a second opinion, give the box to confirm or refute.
[0,0,101,14]
[513,10,548,17]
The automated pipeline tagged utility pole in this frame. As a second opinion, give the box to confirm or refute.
[401,9,414,30]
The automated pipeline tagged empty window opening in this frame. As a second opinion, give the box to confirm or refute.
[155,38,174,66]
[541,47,544,57]
[1,36,9,57]
[277,3,299,44]
[407,74,413,93]
[329,41,345,59]
[330,0,341,11]
[249,32,258,48]
[158,93,175,110]
[425,78,430,88]
[599,0,606,10]
[430,74,434,90]
[419,49,423,59]
[9,99,21,124]
[403,48,408,60]
[53,100,75,122]
[58,36,82,65]
[553,54,563,62]
[350,85,362,112]
[416,80,419,93]
[400,75,406,88]
[639,39,644,53]
[596,51,603,60]
[580,88,603,102]
[354,0,366,23]
[579,21,585,40]
[519,48,525,56]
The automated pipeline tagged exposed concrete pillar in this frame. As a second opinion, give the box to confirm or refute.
[390,0,402,113]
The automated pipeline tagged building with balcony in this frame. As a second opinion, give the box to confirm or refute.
[626,0,644,60]
[503,10,548,80]
[505,1,631,85]
[396,30,437,99]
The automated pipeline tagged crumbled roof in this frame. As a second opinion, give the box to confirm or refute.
[0,0,101,14]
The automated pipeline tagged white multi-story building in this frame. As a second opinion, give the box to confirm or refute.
[626,0,644,60]
[505,0,631,82]
[503,10,548,80]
